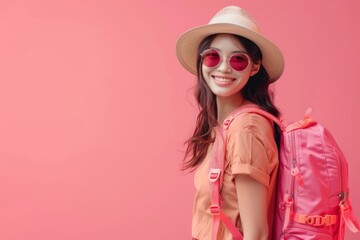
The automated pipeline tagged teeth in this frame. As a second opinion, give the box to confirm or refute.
[214,76,233,82]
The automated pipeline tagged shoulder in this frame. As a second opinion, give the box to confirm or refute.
[225,112,279,185]
[227,112,274,138]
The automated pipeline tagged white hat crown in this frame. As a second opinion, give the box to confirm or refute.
[209,6,261,34]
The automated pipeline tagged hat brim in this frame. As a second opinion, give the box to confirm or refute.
[176,23,284,82]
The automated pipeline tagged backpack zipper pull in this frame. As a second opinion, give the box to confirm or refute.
[291,161,304,186]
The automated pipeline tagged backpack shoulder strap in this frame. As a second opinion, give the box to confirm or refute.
[340,197,360,234]
[223,105,286,132]
[209,126,243,239]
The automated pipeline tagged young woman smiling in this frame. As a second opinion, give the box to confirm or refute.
[176,6,284,240]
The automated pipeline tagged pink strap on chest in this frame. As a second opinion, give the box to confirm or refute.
[209,125,243,240]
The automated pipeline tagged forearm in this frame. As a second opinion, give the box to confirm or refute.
[235,174,269,240]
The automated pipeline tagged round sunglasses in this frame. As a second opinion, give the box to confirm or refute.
[200,49,251,72]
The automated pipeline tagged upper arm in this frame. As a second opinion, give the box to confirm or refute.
[235,174,269,240]
[228,114,276,240]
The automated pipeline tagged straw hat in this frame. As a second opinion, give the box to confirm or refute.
[176,6,284,82]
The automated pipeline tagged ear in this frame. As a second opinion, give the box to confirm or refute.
[250,62,261,76]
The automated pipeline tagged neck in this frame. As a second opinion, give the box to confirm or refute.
[216,94,252,123]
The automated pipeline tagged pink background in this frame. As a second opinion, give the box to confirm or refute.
[0,0,359,239]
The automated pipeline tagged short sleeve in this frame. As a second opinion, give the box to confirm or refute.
[227,116,275,187]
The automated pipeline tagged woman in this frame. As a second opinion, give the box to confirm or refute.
[176,6,285,240]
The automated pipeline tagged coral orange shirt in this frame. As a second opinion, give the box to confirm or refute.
[192,113,279,240]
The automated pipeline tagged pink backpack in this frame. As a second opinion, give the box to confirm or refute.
[209,106,360,240]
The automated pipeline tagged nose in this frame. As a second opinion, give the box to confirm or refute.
[217,57,231,72]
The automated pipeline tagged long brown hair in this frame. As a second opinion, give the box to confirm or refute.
[182,34,280,171]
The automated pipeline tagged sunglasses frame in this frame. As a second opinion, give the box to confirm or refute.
[200,48,251,72]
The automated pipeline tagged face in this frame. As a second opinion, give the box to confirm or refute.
[201,34,260,103]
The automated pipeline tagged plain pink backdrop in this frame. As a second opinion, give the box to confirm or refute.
[0,0,359,239]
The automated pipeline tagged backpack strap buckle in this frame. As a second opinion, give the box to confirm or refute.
[210,205,221,215]
[293,213,337,227]
[306,215,325,226]
[209,168,221,183]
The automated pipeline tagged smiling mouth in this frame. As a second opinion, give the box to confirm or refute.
[212,75,236,85]
[213,76,234,81]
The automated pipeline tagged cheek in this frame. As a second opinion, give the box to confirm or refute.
[201,65,207,76]
[202,65,215,75]
[201,66,211,81]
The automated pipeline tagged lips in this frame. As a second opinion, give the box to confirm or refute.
[212,75,236,86]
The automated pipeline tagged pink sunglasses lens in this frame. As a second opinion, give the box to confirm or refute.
[202,50,249,71]
[230,54,249,71]
[202,50,221,67]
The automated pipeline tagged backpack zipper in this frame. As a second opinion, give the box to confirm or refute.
[338,157,345,202]
[281,131,297,237]
[289,131,297,199]
[336,141,347,204]
[326,132,347,204]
